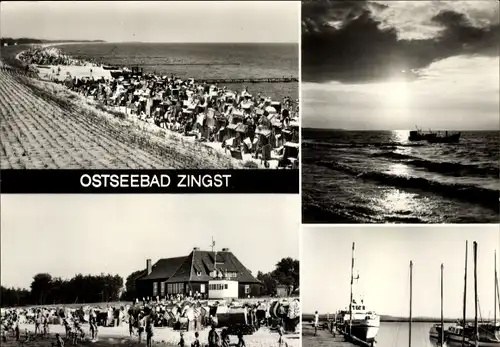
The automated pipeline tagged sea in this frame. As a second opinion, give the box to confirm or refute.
[302,130,500,223]
[377,322,452,347]
[58,42,298,101]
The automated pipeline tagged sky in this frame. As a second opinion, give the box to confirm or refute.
[0,1,299,43]
[302,225,500,319]
[302,0,499,130]
[0,195,299,289]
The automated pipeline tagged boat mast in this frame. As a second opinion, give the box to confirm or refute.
[462,241,468,347]
[349,242,355,335]
[495,250,497,325]
[409,260,413,347]
[441,263,444,345]
[474,241,478,347]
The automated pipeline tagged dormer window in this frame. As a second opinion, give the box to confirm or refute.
[197,271,202,276]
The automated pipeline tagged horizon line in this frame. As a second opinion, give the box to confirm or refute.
[302,127,497,132]
[1,38,298,44]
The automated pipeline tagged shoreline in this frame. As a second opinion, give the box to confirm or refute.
[13,45,299,169]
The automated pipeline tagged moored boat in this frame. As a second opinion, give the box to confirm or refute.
[336,243,380,343]
[102,65,120,70]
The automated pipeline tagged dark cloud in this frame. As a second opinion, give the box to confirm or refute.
[302,1,500,83]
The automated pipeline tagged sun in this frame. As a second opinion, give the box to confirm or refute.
[381,81,411,110]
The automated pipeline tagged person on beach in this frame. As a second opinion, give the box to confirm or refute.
[278,323,285,346]
[191,332,200,347]
[208,325,219,347]
[129,314,135,337]
[237,332,245,347]
[221,329,230,347]
[35,311,41,336]
[137,313,145,343]
[314,311,319,336]
[89,310,98,340]
[43,314,50,337]
[145,314,153,347]
[14,318,19,341]
[178,332,185,347]
[63,319,71,338]
[53,333,64,347]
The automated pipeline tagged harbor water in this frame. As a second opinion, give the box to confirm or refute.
[377,322,451,347]
[302,130,499,223]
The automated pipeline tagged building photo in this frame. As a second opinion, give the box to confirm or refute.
[0,194,300,347]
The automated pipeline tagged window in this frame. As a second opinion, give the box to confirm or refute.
[160,282,165,296]
[225,284,228,290]
[167,283,185,294]
[152,282,158,296]
[245,285,250,294]
[200,284,205,293]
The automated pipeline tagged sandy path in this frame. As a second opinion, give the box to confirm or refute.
[0,69,242,169]
[16,323,298,347]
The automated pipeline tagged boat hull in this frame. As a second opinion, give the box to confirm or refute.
[344,320,379,342]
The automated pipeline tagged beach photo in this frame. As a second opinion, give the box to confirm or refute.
[0,1,299,169]
[301,0,499,223]
[301,225,500,347]
[0,194,300,347]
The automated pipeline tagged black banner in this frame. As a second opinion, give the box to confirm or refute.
[0,170,299,194]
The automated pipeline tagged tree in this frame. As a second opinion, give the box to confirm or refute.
[272,258,299,294]
[31,273,53,305]
[256,271,278,296]
[121,269,145,301]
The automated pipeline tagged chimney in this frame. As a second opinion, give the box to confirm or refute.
[222,248,229,252]
[146,259,152,275]
[193,247,200,251]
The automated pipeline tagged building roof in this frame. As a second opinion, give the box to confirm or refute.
[138,249,260,284]
[139,256,186,281]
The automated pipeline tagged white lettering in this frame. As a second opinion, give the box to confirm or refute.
[80,174,91,187]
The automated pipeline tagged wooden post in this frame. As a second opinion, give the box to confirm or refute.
[463,241,468,347]
[494,250,497,325]
[409,260,413,347]
[474,242,478,347]
[441,264,444,345]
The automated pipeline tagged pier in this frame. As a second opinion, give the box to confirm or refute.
[198,77,298,84]
[302,323,374,347]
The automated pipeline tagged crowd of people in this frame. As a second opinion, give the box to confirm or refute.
[1,297,300,346]
[18,46,95,67]
[19,46,300,168]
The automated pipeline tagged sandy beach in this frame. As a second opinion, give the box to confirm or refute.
[2,322,299,347]
[0,66,244,169]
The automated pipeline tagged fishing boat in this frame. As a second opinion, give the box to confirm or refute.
[102,65,120,70]
[408,126,437,141]
[427,131,461,144]
[336,242,380,343]
[448,243,500,346]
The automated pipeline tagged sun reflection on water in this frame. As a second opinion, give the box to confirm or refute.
[392,130,410,144]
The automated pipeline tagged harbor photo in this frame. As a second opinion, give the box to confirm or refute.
[301,0,499,223]
[301,225,500,347]
[0,194,300,347]
[0,1,299,169]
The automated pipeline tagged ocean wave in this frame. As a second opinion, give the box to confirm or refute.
[313,160,500,211]
[372,151,500,178]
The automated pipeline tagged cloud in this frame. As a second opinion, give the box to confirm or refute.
[302,0,500,83]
